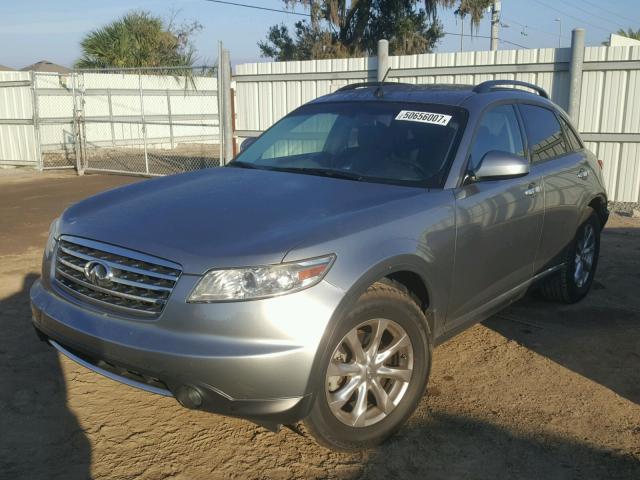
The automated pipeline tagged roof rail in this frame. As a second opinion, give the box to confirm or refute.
[473,80,549,99]
[336,81,411,92]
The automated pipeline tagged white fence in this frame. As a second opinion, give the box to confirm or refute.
[0,71,37,166]
[234,40,640,202]
[2,33,639,201]
[0,68,221,174]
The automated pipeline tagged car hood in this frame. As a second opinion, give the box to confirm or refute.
[60,167,426,274]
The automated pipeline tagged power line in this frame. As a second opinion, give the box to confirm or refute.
[556,0,627,30]
[580,0,640,27]
[529,0,615,34]
[503,17,569,40]
[443,31,528,49]
[202,0,528,49]
[202,0,310,17]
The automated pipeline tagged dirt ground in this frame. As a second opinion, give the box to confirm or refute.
[1,170,638,480]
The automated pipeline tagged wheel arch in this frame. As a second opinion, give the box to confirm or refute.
[587,193,609,229]
[302,255,436,414]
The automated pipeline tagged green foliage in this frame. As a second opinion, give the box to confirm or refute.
[424,0,493,32]
[75,11,201,69]
[259,0,444,60]
[616,28,640,40]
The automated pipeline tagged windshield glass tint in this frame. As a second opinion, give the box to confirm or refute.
[233,102,465,188]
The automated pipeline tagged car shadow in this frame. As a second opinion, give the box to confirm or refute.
[0,273,92,479]
[357,411,639,479]
[485,226,640,405]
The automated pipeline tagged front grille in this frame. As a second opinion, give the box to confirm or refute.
[54,236,181,316]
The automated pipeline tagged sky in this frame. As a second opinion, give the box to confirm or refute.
[1,0,639,69]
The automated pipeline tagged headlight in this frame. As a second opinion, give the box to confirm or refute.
[188,254,336,302]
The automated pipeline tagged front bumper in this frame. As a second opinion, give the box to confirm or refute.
[30,277,345,425]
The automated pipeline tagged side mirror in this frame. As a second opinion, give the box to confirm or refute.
[472,150,529,181]
[240,137,258,152]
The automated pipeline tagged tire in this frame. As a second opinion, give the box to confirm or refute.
[304,281,432,451]
[540,209,601,303]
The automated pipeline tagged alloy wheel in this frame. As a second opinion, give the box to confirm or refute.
[574,223,596,288]
[325,318,414,428]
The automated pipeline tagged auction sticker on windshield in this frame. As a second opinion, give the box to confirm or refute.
[395,110,452,126]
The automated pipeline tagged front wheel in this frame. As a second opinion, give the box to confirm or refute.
[540,209,601,303]
[304,281,431,451]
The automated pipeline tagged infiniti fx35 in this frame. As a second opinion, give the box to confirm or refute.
[31,80,608,451]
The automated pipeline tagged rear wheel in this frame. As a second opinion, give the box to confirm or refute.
[304,281,431,451]
[540,210,601,303]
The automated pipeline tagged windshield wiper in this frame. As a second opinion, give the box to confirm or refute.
[271,167,365,182]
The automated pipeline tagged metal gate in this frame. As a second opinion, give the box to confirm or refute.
[34,66,222,175]
[0,72,42,168]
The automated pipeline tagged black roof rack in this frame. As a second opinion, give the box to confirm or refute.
[473,80,549,99]
[336,81,412,92]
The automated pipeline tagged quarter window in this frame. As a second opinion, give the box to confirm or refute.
[559,115,583,152]
[469,104,525,171]
[519,104,570,163]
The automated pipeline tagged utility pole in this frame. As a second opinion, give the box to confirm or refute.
[455,9,465,52]
[490,0,501,51]
[554,18,562,47]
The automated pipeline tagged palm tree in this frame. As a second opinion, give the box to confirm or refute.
[424,0,493,33]
[75,11,197,69]
[616,28,640,40]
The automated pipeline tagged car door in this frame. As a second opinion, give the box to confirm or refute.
[517,104,586,273]
[447,103,544,328]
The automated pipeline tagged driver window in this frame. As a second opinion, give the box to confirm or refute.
[469,105,525,171]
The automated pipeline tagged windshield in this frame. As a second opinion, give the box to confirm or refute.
[231,101,466,188]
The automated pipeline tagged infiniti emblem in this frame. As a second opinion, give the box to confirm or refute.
[83,260,114,286]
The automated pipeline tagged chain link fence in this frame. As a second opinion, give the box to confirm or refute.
[33,66,220,175]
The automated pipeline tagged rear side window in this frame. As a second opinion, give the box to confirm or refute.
[519,104,570,163]
[559,115,583,152]
[468,104,525,171]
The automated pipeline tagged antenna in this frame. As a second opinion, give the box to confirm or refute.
[374,67,392,97]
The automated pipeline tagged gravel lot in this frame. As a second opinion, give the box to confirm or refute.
[1,170,638,480]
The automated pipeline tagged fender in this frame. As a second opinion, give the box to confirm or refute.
[300,251,439,413]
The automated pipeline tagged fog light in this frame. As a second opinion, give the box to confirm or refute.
[176,386,203,409]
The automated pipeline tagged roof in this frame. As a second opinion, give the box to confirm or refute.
[311,82,548,108]
[20,60,71,74]
[0,64,13,71]
[608,33,640,46]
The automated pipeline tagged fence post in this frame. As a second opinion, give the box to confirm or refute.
[377,39,389,82]
[217,41,225,165]
[107,89,115,147]
[221,48,234,164]
[166,89,175,149]
[568,28,585,124]
[29,71,43,171]
[138,69,149,174]
[71,72,85,176]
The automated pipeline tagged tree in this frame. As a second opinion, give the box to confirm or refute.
[258,1,443,61]
[615,27,640,41]
[424,0,493,33]
[75,11,201,69]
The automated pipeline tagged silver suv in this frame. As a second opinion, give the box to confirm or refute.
[31,80,608,451]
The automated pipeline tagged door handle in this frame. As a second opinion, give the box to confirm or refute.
[524,183,541,197]
[577,168,589,180]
